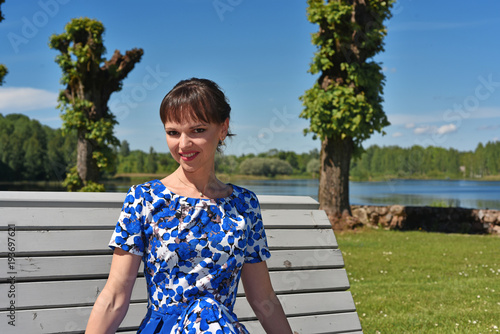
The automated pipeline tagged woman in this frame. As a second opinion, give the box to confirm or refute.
[85,78,293,333]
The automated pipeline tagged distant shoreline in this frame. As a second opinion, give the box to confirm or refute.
[1,173,500,192]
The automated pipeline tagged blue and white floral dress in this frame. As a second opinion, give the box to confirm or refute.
[109,179,271,334]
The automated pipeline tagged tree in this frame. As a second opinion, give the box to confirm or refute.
[300,0,393,217]
[239,157,293,177]
[49,18,143,191]
[120,140,130,157]
[306,158,320,178]
[0,0,8,85]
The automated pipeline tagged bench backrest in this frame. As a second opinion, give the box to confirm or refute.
[0,191,361,334]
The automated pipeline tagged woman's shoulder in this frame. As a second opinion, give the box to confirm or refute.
[228,184,260,208]
[230,184,257,198]
[124,179,168,202]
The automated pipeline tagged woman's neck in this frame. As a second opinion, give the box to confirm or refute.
[173,167,228,198]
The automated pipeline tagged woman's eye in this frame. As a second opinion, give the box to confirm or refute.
[194,128,206,133]
[166,131,178,136]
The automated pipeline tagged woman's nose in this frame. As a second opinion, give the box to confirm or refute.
[179,133,192,148]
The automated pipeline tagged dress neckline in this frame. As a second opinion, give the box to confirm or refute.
[153,179,236,201]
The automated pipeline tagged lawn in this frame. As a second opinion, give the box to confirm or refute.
[336,229,500,333]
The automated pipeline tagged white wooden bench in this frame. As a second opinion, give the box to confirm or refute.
[0,191,362,334]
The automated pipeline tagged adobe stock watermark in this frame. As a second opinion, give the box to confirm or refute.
[7,0,71,54]
[416,73,499,148]
[381,73,500,192]
[212,0,243,21]
[236,106,295,155]
[110,65,169,122]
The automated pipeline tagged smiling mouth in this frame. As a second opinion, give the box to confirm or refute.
[179,152,198,161]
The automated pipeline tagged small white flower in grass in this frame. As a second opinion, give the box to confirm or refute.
[477,295,481,298]
[455,323,459,326]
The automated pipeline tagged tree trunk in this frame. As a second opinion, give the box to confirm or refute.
[76,130,99,184]
[319,135,353,217]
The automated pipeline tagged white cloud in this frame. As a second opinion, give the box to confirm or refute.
[388,107,500,127]
[382,66,397,73]
[413,123,458,135]
[437,123,457,135]
[405,123,415,129]
[392,132,403,137]
[0,87,58,112]
[414,126,434,135]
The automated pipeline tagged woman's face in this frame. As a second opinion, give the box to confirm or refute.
[164,118,228,174]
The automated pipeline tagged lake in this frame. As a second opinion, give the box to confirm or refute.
[3,178,500,210]
[230,179,500,210]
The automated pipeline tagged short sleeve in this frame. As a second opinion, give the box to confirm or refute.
[109,185,146,256]
[244,193,271,263]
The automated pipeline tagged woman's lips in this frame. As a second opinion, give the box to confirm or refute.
[179,152,199,161]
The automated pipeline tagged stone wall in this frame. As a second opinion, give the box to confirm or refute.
[351,205,500,235]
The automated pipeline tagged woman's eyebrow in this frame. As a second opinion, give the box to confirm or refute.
[165,123,206,130]
[189,123,207,129]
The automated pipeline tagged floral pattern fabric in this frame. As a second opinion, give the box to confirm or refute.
[109,179,271,333]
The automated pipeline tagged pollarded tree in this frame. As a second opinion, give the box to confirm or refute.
[300,0,393,218]
[0,0,8,85]
[49,18,143,191]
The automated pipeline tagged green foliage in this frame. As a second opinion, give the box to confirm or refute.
[350,143,500,181]
[120,140,130,157]
[0,64,7,86]
[0,0,7,86]
[215,154,239,175]
[239,157,293,177]
[0,113,76,181]
[300,0,394,155]
[306,158,321,176]
[62,166,83,192]
[0,0,4,22]
[337,229,500,333]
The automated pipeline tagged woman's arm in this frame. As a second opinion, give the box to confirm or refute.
[85,248,142,334]
[241,261,293,334]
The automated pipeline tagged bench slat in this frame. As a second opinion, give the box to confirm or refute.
[0,208,331,229]
[0,268,350,310]
[0,192,319,210]
[0,293,359,334]
[243,312,363,334]
[0,229,337,255]
[0,249,344,280]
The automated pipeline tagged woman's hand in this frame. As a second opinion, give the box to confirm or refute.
[241,261,293,334]
[85,248,142,334]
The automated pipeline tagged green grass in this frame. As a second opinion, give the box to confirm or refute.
[336,229,500,333]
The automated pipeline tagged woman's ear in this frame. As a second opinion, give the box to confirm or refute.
[221,118,229,139]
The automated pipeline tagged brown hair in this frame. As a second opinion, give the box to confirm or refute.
[160,78,233,131]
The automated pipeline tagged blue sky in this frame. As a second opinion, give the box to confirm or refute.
[0,0,499,156]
